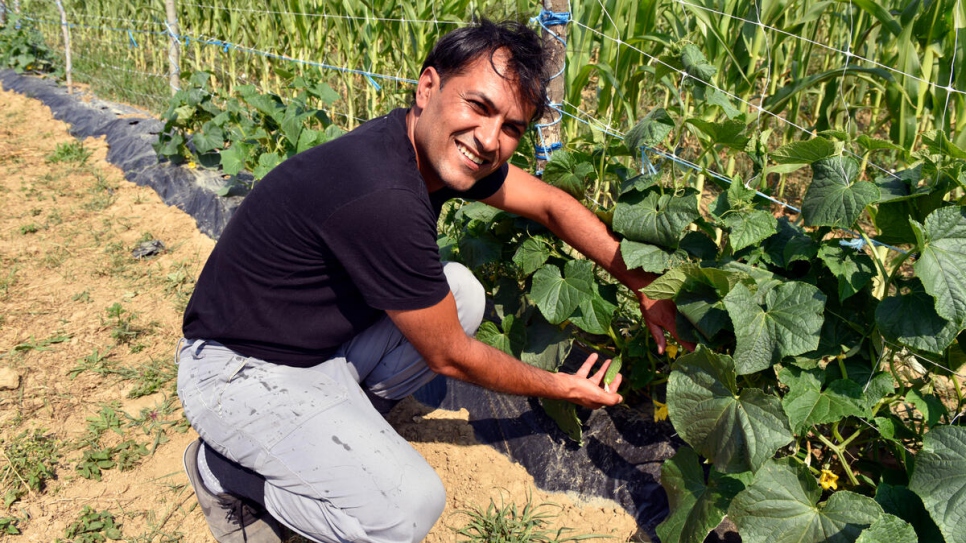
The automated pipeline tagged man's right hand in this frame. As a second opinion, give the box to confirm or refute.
[562,353,623,409]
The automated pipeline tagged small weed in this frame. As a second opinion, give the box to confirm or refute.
[75,448,115,481]
[75,440,148,480]
[125,357,177,399]
[11,333,71,354]
[164,262,196,312]
[72,290,92,303]
[114,440,149,471]
[19,222,40,234]
[19,181,40,200]
[29,208,42,217]
[58,506,122,542]
[101,241,129,275]
[46,141,91,165]
[105,303,141,345]
[85,405,125,441]
[44,245,69,268]
[0,268,17,298]
[0,516,21,535]
[48,208,63,225]
[1,429,60,508]
[83,173,116,212]
[126,398,181,444]
[453,491,605,543]
[68,348,114,379]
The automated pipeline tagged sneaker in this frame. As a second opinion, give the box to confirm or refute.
[183,439,283,543]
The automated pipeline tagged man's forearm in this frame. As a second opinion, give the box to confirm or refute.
[430,336,621,409]
[387,293,622,408]
[540,192,656,294]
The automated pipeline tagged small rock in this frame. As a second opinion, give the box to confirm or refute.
[131,239,165,259]
[0,367,21,390]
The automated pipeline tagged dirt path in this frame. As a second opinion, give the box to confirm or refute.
[0,86,639,542]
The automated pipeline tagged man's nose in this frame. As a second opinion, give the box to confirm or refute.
[476,118,501,153]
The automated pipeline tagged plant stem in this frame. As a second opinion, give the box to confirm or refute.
[815,431,861,487]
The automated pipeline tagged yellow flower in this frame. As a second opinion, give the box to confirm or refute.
[819,469,839,491]
[653,399,668,422]
[666,344,679,360]
[186,160,197,169]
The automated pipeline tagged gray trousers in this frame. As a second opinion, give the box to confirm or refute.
[176,263,485,543]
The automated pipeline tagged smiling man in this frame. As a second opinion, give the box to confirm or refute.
[176,19,682,543]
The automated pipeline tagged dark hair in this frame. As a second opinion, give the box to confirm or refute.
[420,19,548,123]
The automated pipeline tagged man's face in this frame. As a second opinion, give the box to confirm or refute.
[410,49,534,192]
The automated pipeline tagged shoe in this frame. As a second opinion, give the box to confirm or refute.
[183,439,283,543]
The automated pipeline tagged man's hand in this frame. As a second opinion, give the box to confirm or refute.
[640,295,696,354]
[564,353,623,409]
[483,168,697,357]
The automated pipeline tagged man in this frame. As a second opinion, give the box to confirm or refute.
[177,19,683,543]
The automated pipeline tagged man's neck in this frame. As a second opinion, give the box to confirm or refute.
[406,107,444,193]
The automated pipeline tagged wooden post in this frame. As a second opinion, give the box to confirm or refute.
[54,0,71,94]
[165,0,180,92]
[535,0,568,175]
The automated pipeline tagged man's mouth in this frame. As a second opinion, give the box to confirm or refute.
[456,142,484,166]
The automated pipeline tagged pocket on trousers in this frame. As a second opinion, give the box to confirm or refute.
[216,360,348,450]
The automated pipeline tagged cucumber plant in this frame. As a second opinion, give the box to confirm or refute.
[446,46,966,543]
[154,70,345,184]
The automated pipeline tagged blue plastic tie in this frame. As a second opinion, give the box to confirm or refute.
[530,9,571,165]
[537,9,571,27]
[640,148,659,175]
[535,142,563,161]
[364,74,382,91]
[839,238,866,250]
[128,30,138,47]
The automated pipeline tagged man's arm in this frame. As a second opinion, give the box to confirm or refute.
[387,292,623,409]
[481,164,692,353]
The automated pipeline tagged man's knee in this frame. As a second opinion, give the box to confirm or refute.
[442,262,485,336]
[265,469,446,543]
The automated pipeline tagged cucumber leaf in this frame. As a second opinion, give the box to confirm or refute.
[908,426,966,543]
[803,156,880,228]
[613,189,701,248]
[729,458,883,543]
[723,282,826,375]
[656,446,752,543]
[667,347,793,473]
[912,206,966,328]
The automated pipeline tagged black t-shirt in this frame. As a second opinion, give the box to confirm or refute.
[182,108,506,366]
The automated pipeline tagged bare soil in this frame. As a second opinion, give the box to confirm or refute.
[0,87,639,542]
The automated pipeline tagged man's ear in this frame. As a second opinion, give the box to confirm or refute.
[414,67,441,109]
